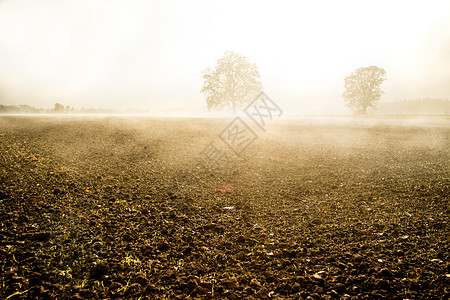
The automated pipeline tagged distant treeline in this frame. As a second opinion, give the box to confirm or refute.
[1,98,449,115]
[375,98,450,115]
[0,104,43,114]
[0,103,117,114]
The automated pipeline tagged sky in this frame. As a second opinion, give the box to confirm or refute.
[0,0,449,114]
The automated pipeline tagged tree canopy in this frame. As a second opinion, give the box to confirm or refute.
[53,103,64,113]
[201,51,262,112]
[342,66,387,114]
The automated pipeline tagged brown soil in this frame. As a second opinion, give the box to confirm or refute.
[0,116,449,299]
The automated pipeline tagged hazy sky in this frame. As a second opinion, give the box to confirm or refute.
[0,0,449,113]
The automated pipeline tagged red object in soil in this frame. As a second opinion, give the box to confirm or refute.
[217,185,231,194]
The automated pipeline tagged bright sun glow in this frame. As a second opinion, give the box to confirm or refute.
[0,0,449,113]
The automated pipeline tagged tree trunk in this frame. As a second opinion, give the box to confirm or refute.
[361,106,367,114]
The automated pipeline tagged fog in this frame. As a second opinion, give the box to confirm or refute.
[2,3,449,297]
[1,0,450,114]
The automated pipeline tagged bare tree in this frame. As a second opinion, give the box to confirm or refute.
[342,66,387,114]
[201,51,262,112]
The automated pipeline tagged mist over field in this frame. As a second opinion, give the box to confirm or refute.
[1,115,449,299]
[1,1,449,299]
